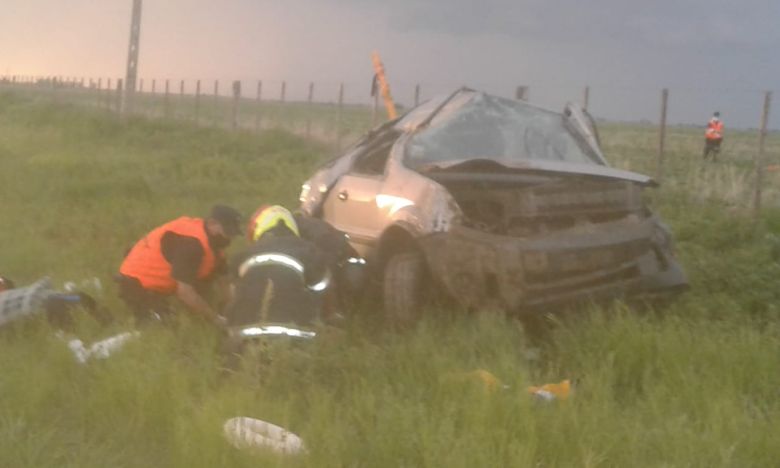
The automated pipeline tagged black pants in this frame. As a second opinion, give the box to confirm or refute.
[223,267,321,329]
[115,274,172,324]
[703,138,722,160]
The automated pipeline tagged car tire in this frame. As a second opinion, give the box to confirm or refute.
[383,251,429,327]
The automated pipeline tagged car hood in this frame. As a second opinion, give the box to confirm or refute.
[422,158,656,187]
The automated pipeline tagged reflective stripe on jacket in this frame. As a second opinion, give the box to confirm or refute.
[705,119,723,140]
[119,217,217,294]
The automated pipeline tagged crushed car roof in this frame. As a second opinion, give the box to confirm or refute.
[394,88,655,186]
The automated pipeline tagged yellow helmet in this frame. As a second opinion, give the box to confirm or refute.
[247,205,299,242]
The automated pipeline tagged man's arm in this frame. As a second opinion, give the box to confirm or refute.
[161,232,226,326]
[175,281,225,325]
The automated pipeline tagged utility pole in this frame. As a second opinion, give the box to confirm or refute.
[123,0,143,115]
[657,88,669,182]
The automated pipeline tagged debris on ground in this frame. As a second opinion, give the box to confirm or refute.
[65,331,140,364]
[223,416,306,455]
[0,277,54,327]
[528,379,572,401]
[441,368,506,392]
[444,369,573,402]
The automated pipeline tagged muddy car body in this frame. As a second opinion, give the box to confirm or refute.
[300,89,687,320]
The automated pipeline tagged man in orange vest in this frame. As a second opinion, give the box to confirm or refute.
[703,111,724,161]
[117,205,242,325]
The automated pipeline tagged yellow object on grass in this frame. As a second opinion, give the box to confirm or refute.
[443,369,504,392]
[527,379,571,401]
[443,370,573,401]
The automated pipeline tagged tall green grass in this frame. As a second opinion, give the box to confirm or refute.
[1,92,779,467]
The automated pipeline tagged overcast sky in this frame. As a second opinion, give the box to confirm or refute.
[1,0,777,127]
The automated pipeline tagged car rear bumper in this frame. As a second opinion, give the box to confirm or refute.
[420,216,688,311]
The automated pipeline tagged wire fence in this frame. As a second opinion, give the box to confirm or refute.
[1,75,778,215]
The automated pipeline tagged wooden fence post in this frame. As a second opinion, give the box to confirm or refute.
[657,88,669,182]
[753,91,773,219]
[117,79,124,114]
[179,79,185,119]
[231,80,241,130]
[515,86,529,101]
[195,79,201,123]
[414,84,420,107]
[306,81,314,137]
[106,78,112,109]
[96,78,102,108]
[213,80,219,126]
[583,86,590,111]
[255,80,263,132]
[336,83,344,149]
[51,76,60,104]
[108,78,114,110]
[151,79,156,94]
[371,91,379,127]
[280,81,286,102]
[164,79,170,118]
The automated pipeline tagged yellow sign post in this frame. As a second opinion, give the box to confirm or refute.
[371,51,397,120]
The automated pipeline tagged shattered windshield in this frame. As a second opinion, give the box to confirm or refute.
[405,93,599,170]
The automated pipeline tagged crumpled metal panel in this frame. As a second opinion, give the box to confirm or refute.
[421,215,683,311]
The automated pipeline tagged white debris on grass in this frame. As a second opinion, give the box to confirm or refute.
[66,331,140,364]
[0,277,54,327]
[223,417,306,455]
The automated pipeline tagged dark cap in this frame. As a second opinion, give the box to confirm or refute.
[209,204,243,237]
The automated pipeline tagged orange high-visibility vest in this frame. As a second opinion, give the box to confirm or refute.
[120,217,218,294]
[705,119,723,140]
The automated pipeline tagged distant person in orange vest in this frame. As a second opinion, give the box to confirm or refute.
[116,205,242,325]
[703,111,724,161]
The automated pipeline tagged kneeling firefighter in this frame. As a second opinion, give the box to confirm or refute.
[293,212,366,321]
[223,205,329,342]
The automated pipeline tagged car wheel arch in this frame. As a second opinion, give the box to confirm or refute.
[377,223,421,271]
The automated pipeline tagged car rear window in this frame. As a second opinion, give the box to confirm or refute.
[405,93,596,169]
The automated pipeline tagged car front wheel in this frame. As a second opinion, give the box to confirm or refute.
[383,251,429,327]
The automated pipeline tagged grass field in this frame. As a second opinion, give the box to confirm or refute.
[1,90,780,467]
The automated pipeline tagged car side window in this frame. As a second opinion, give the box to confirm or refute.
[351,139,394,175]
[350,129,399,176]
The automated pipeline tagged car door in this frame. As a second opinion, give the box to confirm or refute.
[322,129,399,256]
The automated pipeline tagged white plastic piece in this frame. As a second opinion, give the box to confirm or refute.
[239,325,316,339]
[67,331,140,364]
[63,277,103,295]
[531,389,556,402]
[67,339,89,364]
[223,417,306,455]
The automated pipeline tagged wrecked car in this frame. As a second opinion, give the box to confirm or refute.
[299,88,687,323]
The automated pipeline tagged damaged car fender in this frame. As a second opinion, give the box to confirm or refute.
[379,140,463,236]
[299,146,360,216]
